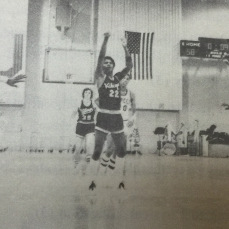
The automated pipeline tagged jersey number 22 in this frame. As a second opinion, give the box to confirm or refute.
[109,89,119,98]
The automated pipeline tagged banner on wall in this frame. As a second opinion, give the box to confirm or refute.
[0,0,28,105]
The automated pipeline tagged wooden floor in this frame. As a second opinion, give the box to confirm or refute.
[0,152,229,229]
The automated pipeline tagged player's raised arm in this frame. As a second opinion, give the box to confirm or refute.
[119,37,133,78]
[95,32,110,86]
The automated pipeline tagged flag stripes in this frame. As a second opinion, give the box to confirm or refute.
[125,31,154,80]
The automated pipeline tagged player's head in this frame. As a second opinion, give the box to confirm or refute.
[103,56,115,74]
[82,88,93,100]
[120,72,131,88]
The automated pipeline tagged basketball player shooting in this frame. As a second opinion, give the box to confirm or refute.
[100,73,137,189]
[88,32,133,190]
[101,73,136,165]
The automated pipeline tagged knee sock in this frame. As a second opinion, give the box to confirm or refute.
[100,153,110,167]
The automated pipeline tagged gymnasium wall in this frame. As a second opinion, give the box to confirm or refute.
[0,0,182,153]
[16,0,183,152]
[0,0,28,150]
[9,0,229,152]
[0,0,182,152]
[97,0,182,110]
[95,0,182,153]
[180,0,229,133]
[0,0,28,106]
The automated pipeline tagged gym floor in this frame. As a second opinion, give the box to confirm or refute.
[0,152,228,229]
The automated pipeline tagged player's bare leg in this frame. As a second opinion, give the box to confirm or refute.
[111,132,127,189]
[73,136,84,170]
[88,130,107,190]
[101,134,116,170]
[81,133,95,175]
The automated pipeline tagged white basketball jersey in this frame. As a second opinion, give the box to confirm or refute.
[120,89,132,121]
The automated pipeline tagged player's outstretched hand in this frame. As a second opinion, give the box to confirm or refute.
[104,32,111,38]
[121,37,127,47]
[7,72,26,87]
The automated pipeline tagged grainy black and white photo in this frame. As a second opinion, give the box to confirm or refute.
[1,0,229,228]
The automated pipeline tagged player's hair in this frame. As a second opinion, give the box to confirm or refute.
[82,88,93,99]
[104,56,115,67]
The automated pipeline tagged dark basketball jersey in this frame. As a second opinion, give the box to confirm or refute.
[98,73,123,111]
[77,101,95,123]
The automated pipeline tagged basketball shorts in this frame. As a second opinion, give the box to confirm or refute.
[95,112,124,134]
[75,122,95,137]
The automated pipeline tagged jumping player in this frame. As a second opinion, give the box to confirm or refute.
[71,88,96,172]
[89,32,133,190]
[100,73,140,189]
[101,73,136,167]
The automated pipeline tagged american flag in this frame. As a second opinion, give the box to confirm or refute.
[125,31,154,80]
